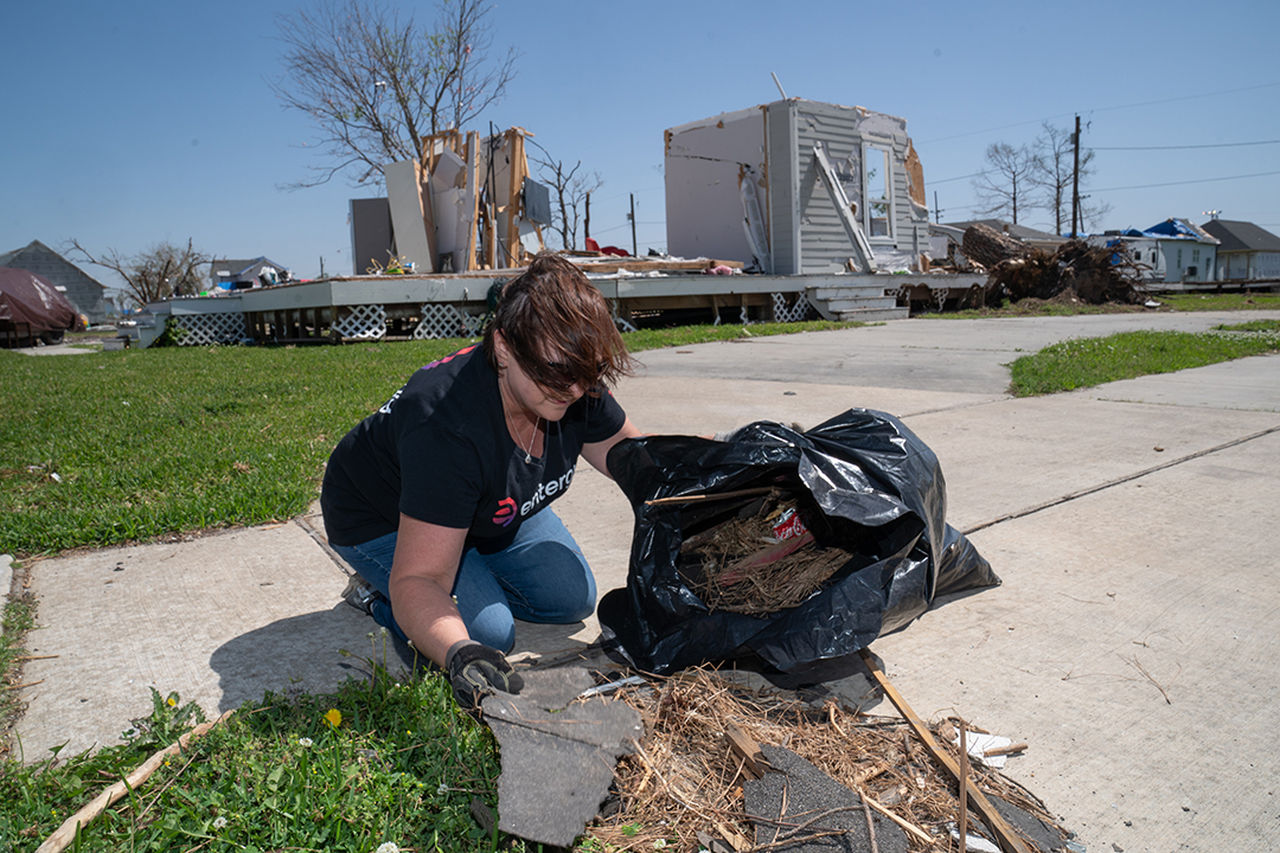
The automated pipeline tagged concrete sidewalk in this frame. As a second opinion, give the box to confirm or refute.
[8,311,1279,852]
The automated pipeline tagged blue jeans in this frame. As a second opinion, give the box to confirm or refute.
[330,509,596,653]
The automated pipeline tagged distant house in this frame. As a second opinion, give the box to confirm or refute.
[1143,219,1218,283]
[0,240,112,322]
[1087,229,1165,282]
[1199,219,1280,282]
[664,98,933,274]
[209,257,290,293]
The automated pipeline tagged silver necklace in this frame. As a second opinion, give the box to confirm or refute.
[522,416,542,464]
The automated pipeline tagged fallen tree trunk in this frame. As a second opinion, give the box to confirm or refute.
[962,223,1025,268]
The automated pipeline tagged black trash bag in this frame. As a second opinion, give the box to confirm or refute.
[597,408,1000,681]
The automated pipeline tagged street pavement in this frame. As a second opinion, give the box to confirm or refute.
[7,310,1279,852]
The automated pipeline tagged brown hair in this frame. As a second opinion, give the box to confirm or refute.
[483,253,634,395]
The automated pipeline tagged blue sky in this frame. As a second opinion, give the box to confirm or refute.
[3,0,1278,293]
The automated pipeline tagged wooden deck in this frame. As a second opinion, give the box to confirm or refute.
[133,267,987,347]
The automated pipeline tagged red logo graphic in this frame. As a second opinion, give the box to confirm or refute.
[493,496,517,527]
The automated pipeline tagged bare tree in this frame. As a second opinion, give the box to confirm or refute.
[1030,121,1111,234]
[527,142,603,250]
[273,0,516,187]
[67,239,208,308]
[972,142,1036,224]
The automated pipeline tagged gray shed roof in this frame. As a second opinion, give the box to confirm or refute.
[942,219,1064,244]
[1200,219,1280,253]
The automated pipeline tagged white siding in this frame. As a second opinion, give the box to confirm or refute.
[664,108,767,265]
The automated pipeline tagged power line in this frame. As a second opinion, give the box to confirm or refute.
[1094,138,1280,151]
[918,81,1280,145]
[1092,169,1280,193]
[930,170,987,185]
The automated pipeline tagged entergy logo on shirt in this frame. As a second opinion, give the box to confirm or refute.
[492,466,576,526]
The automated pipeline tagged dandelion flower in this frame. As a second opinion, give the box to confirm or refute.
[324,708,343,728]
[166,695,177,707]
[212,816,228,829]
[374,843,400,853]
[298,737,313,747]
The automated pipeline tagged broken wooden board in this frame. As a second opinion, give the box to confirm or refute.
[482,667,643,848]
[571,257,745,275]
[858,649,1035,853]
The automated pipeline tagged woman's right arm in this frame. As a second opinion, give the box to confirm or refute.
[386,512,472,666]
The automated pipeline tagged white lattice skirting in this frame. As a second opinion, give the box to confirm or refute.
[771,292,812,323]
[333,304,387,340]
[170,313,248,346]
[412,303,482,340]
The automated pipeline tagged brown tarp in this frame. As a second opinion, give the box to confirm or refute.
[0,266,79,333]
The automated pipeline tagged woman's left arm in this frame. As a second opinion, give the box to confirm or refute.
[580,417,642,479]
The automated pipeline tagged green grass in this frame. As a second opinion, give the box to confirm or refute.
[0,321,859,558]
[0,590,36,741]
[1157,291,1280,312]
[1214,318,1280,333]
[1008,328,1280,396]
[1,639,526,853]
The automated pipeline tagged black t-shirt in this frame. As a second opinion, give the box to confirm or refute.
[320,344,626,551]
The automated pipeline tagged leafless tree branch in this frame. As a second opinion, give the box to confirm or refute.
[67,238,209,309]
[528,140,604,251]
[272,0,516,189]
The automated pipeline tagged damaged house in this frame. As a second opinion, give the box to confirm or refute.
[664,98,932,275]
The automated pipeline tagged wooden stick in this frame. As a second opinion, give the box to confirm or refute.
[857,648,1033,853]
[15,654,59,661]
[857,789,934,845]
[958,724,969,851]
[645,486,774,506]
[983,742,1028,758]
[861,796,881,853]
[5,679,43,690]
[37,709,233,853]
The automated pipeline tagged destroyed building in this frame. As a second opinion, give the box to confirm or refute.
[664,98,932,275]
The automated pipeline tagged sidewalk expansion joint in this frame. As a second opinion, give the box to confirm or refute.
[963,421,1280,535]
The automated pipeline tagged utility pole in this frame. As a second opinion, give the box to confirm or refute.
[1070,114,1081,238]
[629,193,637,257]
[584,192,591,242]
[933,191,944,224]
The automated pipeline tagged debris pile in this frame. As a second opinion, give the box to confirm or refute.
[678,489,849,615]
[963,223,1147,306]
[584,667,1068,852]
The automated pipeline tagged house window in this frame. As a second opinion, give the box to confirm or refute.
[1192,248,1201,263]
[1176,248,1183,268]
[862,142,894,239]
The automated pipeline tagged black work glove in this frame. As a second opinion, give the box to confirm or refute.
[445,640,524,711]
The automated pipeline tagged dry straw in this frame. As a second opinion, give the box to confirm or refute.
[584,668,1057,851]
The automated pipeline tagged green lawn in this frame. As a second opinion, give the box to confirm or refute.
[1008,327,1280,396]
